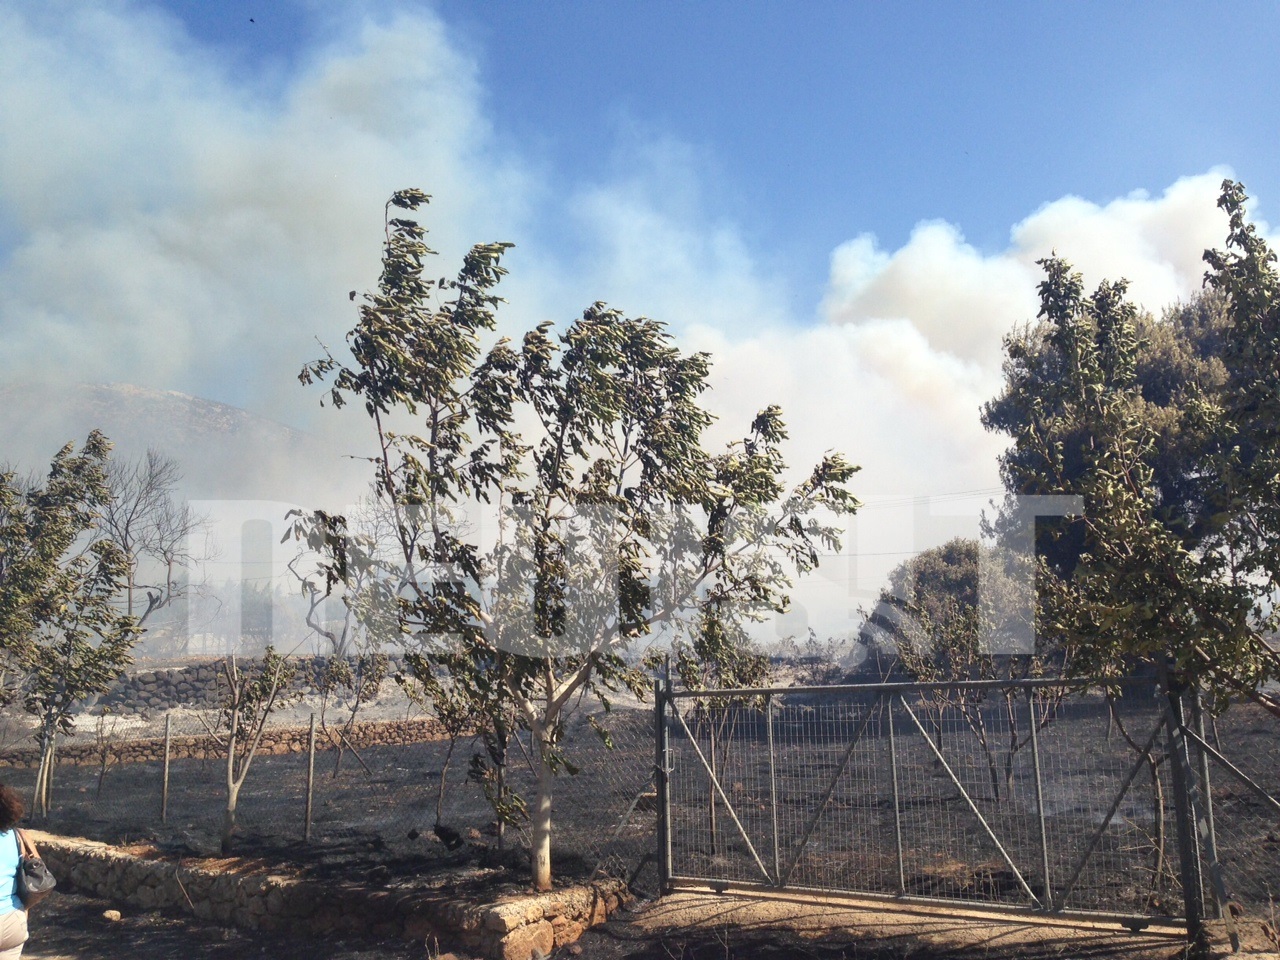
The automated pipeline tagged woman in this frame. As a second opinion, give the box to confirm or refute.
[0,785,28,960]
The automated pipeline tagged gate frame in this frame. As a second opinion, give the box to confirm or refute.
[653,673,1275,941]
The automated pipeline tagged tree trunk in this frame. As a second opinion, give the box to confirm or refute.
[35,723,57,819]
[531,728,554,892]
[34,743,50,820]
[224,706,239,854]
[222,781,241,854]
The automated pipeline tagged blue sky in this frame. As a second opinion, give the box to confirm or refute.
[2,0,1278,634]
[154,0,1280,313]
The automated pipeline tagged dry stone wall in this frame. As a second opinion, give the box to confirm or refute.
[35,832,630,960]
[0,716,445,769]
[93,657,381,717]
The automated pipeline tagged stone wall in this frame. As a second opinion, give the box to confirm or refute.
[94,657,378,717]
[35,832,629,960]
[96,663,226,714]
[0,716,445,769]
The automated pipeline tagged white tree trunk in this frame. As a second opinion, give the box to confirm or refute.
[530,729,554,892]
[34,745,51,819]
[35,724,57,818]
[222,781,241,854]
[223,709,240,854]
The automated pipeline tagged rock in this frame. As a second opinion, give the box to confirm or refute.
[257,914,283,933]
[103,909,122,922]
[550,915,585,947]
[499,919,555,960]
[403,908,439,941]
[484,906,522,933]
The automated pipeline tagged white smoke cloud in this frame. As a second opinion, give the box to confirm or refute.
[822,171,1246,373]
[0,4,531,423]
[0,2,1269,638]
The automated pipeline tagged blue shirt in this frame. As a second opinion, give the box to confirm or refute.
[0,830,22,914]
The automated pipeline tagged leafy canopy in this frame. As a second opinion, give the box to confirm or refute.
[982,181,1280,696]
[292,189,859,887]
[0,432,138,729]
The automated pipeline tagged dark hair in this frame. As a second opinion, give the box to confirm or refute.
[0,786,23,833]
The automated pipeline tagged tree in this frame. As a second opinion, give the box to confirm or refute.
[982,199,1280,702]
[860,538,1046,679]
[0,433,138,816]
[97,450,207,660]
[208,648,297,853]
[100,449,206,630]
[290,490,402,662]
[859,537,1057,800]
[861,538,986,682]
[982,288,1231,575]
[292,189,858,890]
[1198,181,1280,692]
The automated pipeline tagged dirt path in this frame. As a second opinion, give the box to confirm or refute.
[573,893,1276,960]
[22,891,427,960]
[19,889,1279,960]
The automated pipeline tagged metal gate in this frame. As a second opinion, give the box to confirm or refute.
[654,676,1280,944]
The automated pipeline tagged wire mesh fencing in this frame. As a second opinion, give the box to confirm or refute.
[660,677,1277,927]
[0,700,658,887]
[3,671,1274,934]
[1191,692,1280,922]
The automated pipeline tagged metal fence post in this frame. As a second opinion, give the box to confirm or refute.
[161,712,171,824]
[654,679,672,890]
[1027,689,1053,907]
[1162,670,1206,950]
[886,693,905,894]
[1189,688,1220,919]
[304,712,317,842]
[765,693,781,885]
[707,713,718,854]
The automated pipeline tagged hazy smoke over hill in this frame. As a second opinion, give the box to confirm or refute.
[0,381,368,508]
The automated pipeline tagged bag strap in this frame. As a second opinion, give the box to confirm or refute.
[15,829,36,859]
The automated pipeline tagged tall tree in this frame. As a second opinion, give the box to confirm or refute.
[0,433,138,815]
[292,189,858,890]
[983,190,1280,700]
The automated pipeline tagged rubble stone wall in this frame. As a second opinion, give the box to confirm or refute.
[36,832,630,960]
[0,717,444,769]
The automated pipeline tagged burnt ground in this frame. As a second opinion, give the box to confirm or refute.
[21,888,1277,960]
[24,889,425,960]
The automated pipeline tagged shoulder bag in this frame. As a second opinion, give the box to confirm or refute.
[15,829,55,908]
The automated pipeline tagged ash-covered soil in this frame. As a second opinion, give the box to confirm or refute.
[25,888,1273,960]
[24,890,429,959]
